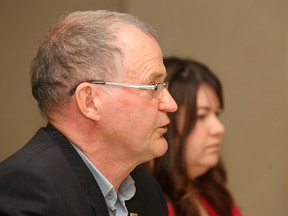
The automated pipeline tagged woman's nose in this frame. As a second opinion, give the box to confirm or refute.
[210,115,225,135]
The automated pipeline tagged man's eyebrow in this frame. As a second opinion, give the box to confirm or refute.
[149,72,166,80]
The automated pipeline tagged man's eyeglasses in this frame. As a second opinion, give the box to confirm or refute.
[69,80,168,98]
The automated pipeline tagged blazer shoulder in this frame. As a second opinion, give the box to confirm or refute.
[0,127,98,216]
[0,127,58,168]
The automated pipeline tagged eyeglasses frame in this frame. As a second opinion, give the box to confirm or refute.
[69,80,168,98]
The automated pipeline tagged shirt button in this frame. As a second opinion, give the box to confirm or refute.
[107,192,113,199]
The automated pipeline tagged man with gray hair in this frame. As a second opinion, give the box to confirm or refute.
[0,10,177,216]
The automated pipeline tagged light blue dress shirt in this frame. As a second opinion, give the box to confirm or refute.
[72,144,136,216]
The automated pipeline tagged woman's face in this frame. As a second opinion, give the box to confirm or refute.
[178,84,225,179]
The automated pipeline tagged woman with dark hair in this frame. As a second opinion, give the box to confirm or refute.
[145,57,241,216]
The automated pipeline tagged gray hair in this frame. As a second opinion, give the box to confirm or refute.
[30,10,157,117]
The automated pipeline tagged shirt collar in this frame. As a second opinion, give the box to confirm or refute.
[71,143,136,215]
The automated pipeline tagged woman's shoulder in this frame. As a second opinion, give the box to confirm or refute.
[167,199,175,216]
[232,204,242,216]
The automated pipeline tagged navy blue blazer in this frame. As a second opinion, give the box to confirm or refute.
[0,124,168,216]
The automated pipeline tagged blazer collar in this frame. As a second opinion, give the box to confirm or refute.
[45,123,109,216]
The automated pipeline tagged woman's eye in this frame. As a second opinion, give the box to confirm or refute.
[216,110,223,118]
[197,114,207,121]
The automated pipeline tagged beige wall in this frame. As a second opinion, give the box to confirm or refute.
[285,0,288,210]
[1,1,287,216]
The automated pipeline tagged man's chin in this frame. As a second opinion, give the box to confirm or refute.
[152,138,168,158]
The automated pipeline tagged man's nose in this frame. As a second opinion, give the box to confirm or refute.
[158,88,178,112]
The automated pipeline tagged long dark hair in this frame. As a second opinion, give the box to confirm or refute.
[149,57,234,216]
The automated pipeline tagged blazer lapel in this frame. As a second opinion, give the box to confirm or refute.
[46,124,109,216]
[126,198,142,216]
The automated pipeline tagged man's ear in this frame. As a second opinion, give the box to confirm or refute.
[74,83,101,121]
